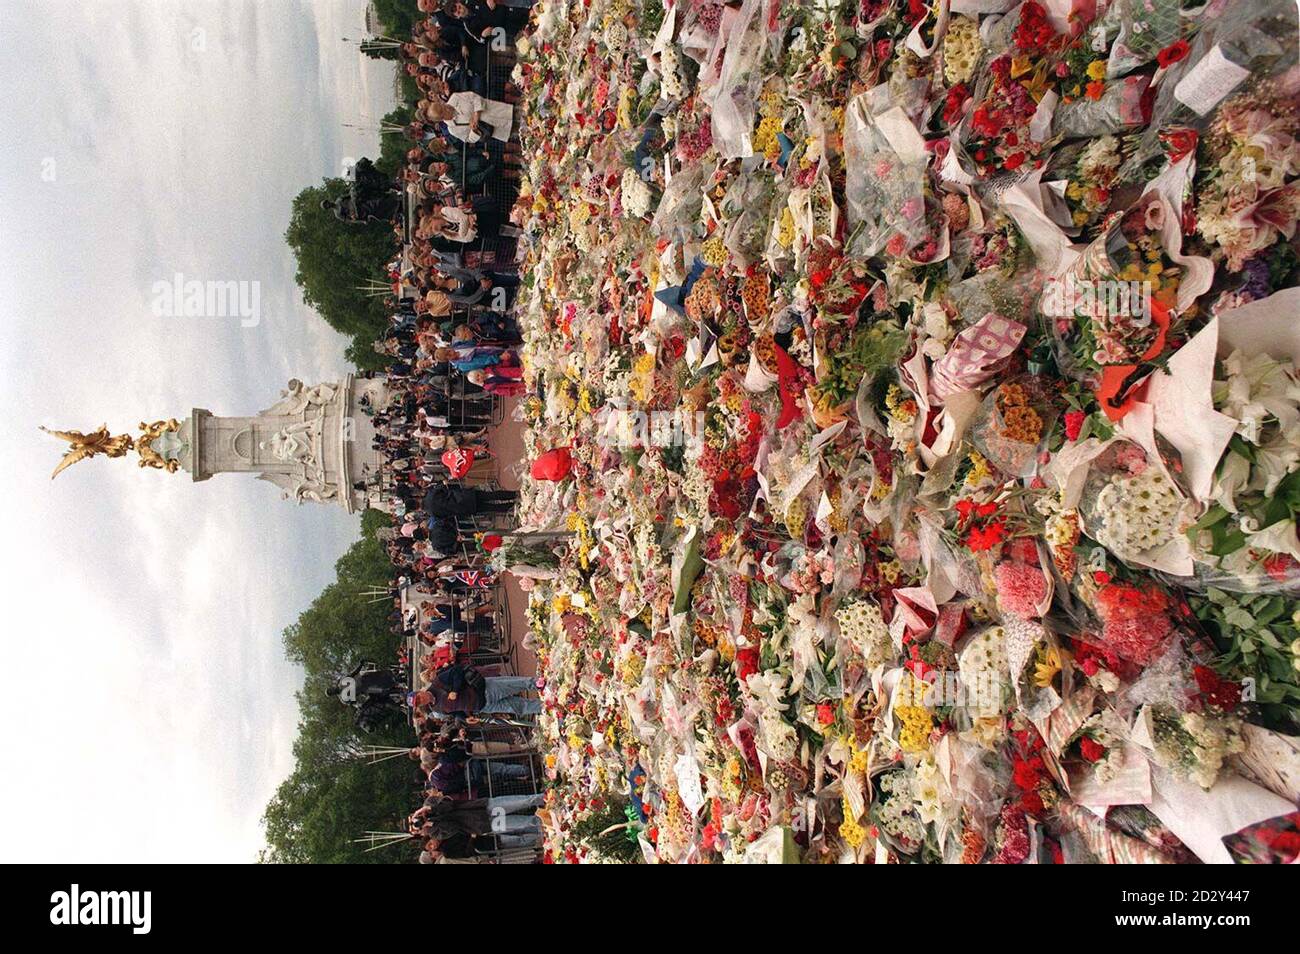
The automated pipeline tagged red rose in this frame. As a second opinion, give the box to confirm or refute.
[1012,756,1043,790]
[1193,665,1242,710]
[1265,830,1300,862]
[1157,39,1191,69]
[816,702,836,726]
[1160,127,1199,163]
[1079,736,1106,763]
[1002,152,1026,171]
[1064,410,1086,441]
[735,647,760,682]
[943,84,970,125]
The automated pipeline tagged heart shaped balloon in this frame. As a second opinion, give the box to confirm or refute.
[442,448,474,479]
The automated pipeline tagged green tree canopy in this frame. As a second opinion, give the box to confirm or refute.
[284,181,395,372]
[261,510,419,863]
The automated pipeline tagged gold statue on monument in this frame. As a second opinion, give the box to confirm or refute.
[135,419,185,473]
[39,425,136,479]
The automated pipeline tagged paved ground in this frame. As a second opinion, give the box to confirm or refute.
[486,396,537,678]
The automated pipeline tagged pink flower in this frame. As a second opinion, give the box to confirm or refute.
[995,561,1048,619]
[1100,616,1172,665]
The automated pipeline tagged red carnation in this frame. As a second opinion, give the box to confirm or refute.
[943,84,970,125]
[1079,736,1106,763]
[964,518,1009,552]
[1012,756,1043,790]
[1064,410,1086,441]
[1193,665,1242,711]
[1157,39,1191,69]
[735,647,760,682]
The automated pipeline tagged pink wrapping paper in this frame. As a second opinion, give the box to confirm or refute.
[929,313,1027,402]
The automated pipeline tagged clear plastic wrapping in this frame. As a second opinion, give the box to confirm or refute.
[843,88,930,259]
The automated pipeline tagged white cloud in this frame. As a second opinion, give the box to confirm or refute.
[0,0,397,861]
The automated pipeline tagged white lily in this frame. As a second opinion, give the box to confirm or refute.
[1246,519,1300,562]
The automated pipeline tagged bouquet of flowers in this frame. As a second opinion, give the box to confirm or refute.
[971,376,1061,478]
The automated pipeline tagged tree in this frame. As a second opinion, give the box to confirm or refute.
[375,106,416,179]
[371,0,421,42]
[261,510,418,863]
[284,181,396,371]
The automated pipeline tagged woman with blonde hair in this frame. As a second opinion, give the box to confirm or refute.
[417,203,478,244]
[424,289,453,315]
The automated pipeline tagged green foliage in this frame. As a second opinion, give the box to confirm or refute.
[371,0,420,42]
[261,510,418,863]
[569,799,643,863]
[375,106,416,179]
[284,180,395,368]
[1191,585,1300,734]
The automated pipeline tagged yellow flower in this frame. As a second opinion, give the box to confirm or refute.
[778,207,795,248]
[964,450,992,487]
[1086,60,1107,81]
[701,235,727,267]
[839,796,866,848]
[894,675,933,752]
[1033,647,1064,689]
[879,560,902,584]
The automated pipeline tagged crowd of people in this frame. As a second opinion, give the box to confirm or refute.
[331,0,557,864]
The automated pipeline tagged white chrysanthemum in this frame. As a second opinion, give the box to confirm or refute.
[835,599,893,669]
[604,20,628,55]
[661,46,686,99]
[759,710,798,762]
[620,168,654,218]
[1093,467,1183,557]
[958,627,1009,717]
[942,16,982,85]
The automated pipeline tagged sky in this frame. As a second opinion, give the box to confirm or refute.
[0,0,397,862]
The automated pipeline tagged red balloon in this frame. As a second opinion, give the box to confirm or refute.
[530,447,573,481]
[442,449,474,479]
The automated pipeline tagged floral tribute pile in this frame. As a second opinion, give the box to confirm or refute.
[507,0,1300,863]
